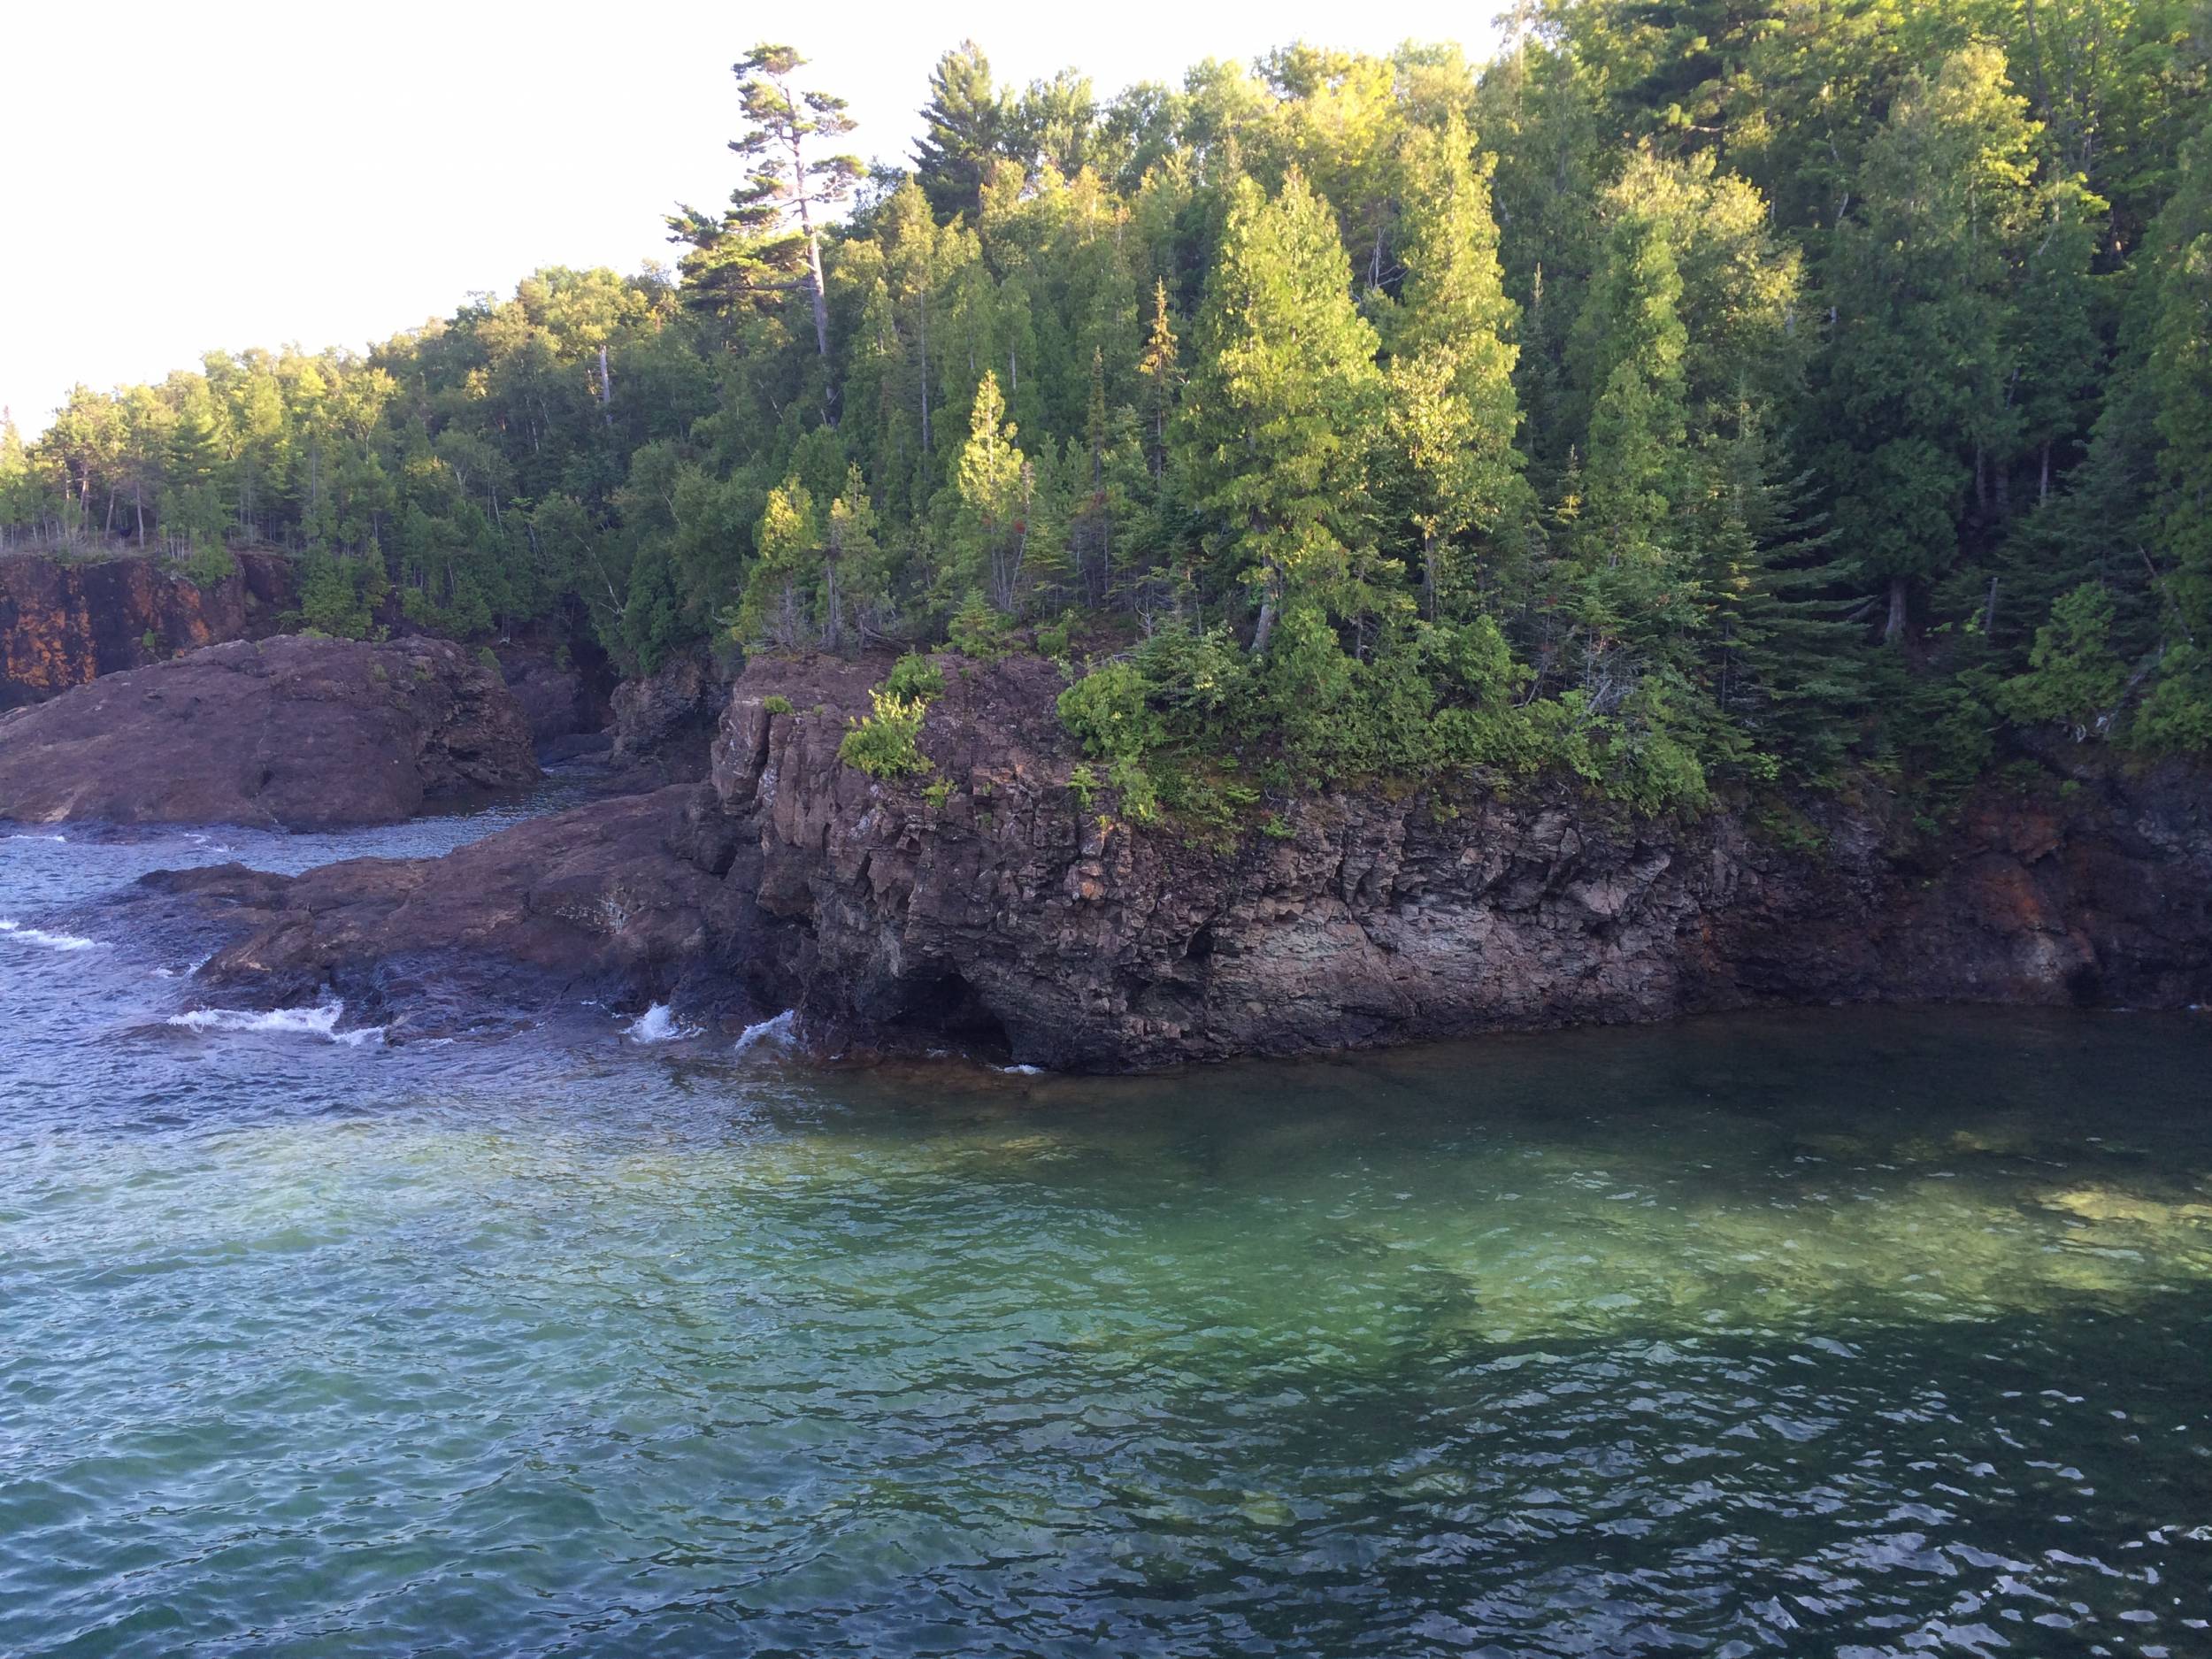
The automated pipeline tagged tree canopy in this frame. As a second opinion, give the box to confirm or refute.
[11,4,2211,817]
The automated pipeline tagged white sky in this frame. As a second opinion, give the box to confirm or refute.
[1,0,1502,436]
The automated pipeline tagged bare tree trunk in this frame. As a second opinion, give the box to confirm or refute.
[2039,440,2052,505]
[918,290,931,457]
[805,231,831,362]
[1423,530,1440,622]
[1884,575,1909,645]
[1250,593,1277,656]
[597,344,612,426]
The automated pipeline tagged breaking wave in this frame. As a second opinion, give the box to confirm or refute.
[625,1002,700,1043]
[733,1010,798,1055]
[167,1001,384,1048]
[0,918,98,951]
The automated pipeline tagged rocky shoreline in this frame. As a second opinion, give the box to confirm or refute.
[44,641,2211,1070]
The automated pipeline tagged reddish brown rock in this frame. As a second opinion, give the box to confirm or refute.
[111,650,2212,1068]
[0,634,538,829]
[0,550,291,709]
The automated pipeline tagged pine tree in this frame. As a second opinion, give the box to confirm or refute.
[738,476,819,649]
[1179,171,1381,653]
[1137,280,1180,479]
[1382,114,1527,619]
[668,44,861,361]
[1822,44,2041,644]
[947,371,1032,612]
[915,42,1008,221]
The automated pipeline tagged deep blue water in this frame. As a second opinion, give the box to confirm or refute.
[3,806,2208,1657]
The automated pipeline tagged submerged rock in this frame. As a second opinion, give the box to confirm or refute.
[106,651,2212,1067]
[0,634,539,829]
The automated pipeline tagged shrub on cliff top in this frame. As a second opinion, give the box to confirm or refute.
[838,688,933,780]
[884,653,944,704]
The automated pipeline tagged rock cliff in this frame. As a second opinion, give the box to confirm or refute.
[0,550,292,710]
[0,634,539,829]
[114,652,2212,1068]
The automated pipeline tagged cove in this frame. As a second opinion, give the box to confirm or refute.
[3,856,2208,1658]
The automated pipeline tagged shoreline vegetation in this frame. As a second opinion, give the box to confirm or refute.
[6,9,2211,845]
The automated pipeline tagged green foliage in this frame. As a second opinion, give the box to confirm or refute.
[837,687,934,779]
[16,17,2212,801]
[297,551,387,641]
[1057,662,1157,760]
[947,589,1015,660]
[762,694,795,715]
[884,652,946,703]
[2133,646,2212,754]
[182,540,235,590]
[1106,755,1161,825]
[1035,609,1076,659]
[1997,584,2129,735]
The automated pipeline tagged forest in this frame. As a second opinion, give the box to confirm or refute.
[5,0,2210,820]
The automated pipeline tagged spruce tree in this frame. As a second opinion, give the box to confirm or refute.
[1179,171,1381,653]
[1381,114,1527,619]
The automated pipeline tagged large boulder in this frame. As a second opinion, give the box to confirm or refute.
[0,634,538,829]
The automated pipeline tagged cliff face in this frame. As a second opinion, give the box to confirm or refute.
[707,657,2211,1068]
[0,551,293,710]
[129,652,2210,1066]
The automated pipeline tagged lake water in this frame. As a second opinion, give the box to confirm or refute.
[3,808,2209,1657]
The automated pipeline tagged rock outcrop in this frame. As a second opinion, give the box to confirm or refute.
[0,634,539,829]
[708,657,2211,1066]
[491,630,617,752]
[0,550,293,710]
[608,650,725,781]
[109,652,2212,1067]
[131,788,741,1032]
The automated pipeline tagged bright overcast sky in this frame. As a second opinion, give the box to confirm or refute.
[1,1,1503,435]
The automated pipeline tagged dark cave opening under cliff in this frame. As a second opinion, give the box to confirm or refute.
[895,968,1013,1057]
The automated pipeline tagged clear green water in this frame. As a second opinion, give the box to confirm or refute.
[3,824,2210,1655]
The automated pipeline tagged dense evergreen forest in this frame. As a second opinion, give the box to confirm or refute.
[7,1,2211,818]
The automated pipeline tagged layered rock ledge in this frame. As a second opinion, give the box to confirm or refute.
[112,652,2212,1069]
[0,634,539,829]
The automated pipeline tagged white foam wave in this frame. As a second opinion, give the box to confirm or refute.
[0,918,98,951]
[1000,1063,1045,1076]
[4,833,65,842]
[733,1010,798,1055]
[167,1000,384,1047]
[626,1002,700,1043]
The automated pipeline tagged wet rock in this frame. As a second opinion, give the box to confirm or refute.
[0,634,538,829]
[134,787,752,1031]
